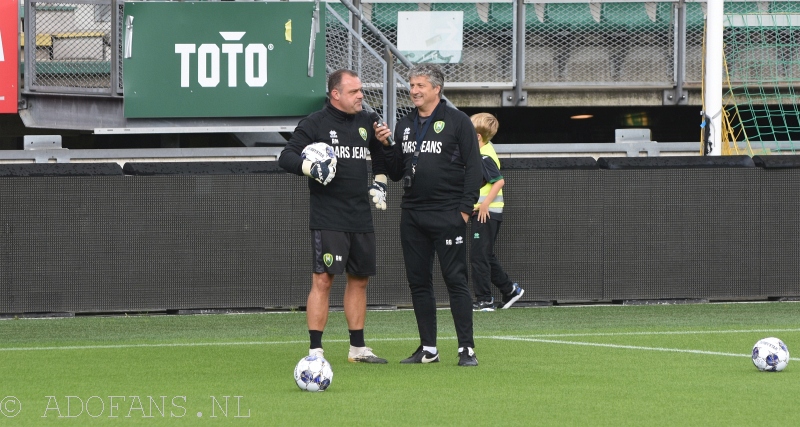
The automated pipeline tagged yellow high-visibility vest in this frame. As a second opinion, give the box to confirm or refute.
[474,142,504,213]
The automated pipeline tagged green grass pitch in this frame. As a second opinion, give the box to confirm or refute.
[0,302,798,425]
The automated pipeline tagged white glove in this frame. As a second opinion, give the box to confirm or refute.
[368,174,388,210]
[302,158,337,185]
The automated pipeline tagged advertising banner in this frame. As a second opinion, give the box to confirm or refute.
[0,0,19,114]
[123,2,326,118]
[397,11,463,64]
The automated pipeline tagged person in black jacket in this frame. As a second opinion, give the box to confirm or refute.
[374,64,483,366]
[279,69,389,364]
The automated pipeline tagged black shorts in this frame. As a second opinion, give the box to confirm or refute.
[311,230,377,276]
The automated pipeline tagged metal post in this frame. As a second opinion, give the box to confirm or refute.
[504,0,527,106]
[23,0,33,92]
[514,0,526,105]
[675,0,686,102]
[16,0,24,107]
[385,46,395,129]
[664,0,688,105]
[110,0,119,96]
[351,0,361,72]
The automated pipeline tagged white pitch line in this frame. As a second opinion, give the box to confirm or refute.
[504,328,800,339]
[0,327,796,353]
[0,337,422,352]
[0,341,303,352]
[489,336,750,357]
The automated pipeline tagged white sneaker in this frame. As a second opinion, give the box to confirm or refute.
[309,348,324,358]
[348,346,388,364]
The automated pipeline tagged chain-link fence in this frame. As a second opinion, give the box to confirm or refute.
[26,0,114,93]
[524,1,675,86]
[338,0,680,121]
[363,0,678,88]
[684,1,706,84]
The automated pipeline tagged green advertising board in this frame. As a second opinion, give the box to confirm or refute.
[123,1,326,118]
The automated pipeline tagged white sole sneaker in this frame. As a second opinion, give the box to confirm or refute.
[502,288,524,309]
[347,346,388,364]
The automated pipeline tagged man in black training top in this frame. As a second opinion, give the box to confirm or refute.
[373,64,483,366]
[279,69,389,364]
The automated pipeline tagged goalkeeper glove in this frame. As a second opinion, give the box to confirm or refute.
[302,158,337,186]
[368,174,388,210]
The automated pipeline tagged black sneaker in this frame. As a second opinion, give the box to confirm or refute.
[501,283,525,309]
[400,346,440,364]
[472,298,496,312]
[458,347,478,367]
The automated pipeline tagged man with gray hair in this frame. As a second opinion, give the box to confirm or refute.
[373,64,483,366]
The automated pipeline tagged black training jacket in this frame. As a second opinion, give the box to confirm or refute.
[383,99,482,214]
[279,100,387,232]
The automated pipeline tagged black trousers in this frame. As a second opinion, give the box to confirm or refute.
[470,217,514,301]
[400,209,474,349]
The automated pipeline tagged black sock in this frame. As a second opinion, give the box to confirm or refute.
[348,329,365,347]
[309,330,323,349]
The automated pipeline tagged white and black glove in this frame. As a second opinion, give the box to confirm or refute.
[368,174,388,210]
[302,158,337,186]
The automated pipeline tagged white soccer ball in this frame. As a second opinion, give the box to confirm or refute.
[301,142,336,164]
[294,355,333,392]
[752,337,789,372]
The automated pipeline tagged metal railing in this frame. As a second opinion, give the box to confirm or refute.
[0,142,701,164]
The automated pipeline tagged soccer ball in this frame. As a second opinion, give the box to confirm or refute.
[301,142,336,164]
[752,337,789,372]
[294,355,333,392]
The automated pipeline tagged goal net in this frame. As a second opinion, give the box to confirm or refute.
[719,1,800,155]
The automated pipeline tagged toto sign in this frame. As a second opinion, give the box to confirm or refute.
[122,2,326,118]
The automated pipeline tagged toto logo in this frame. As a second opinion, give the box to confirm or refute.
[174,32,272,88]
